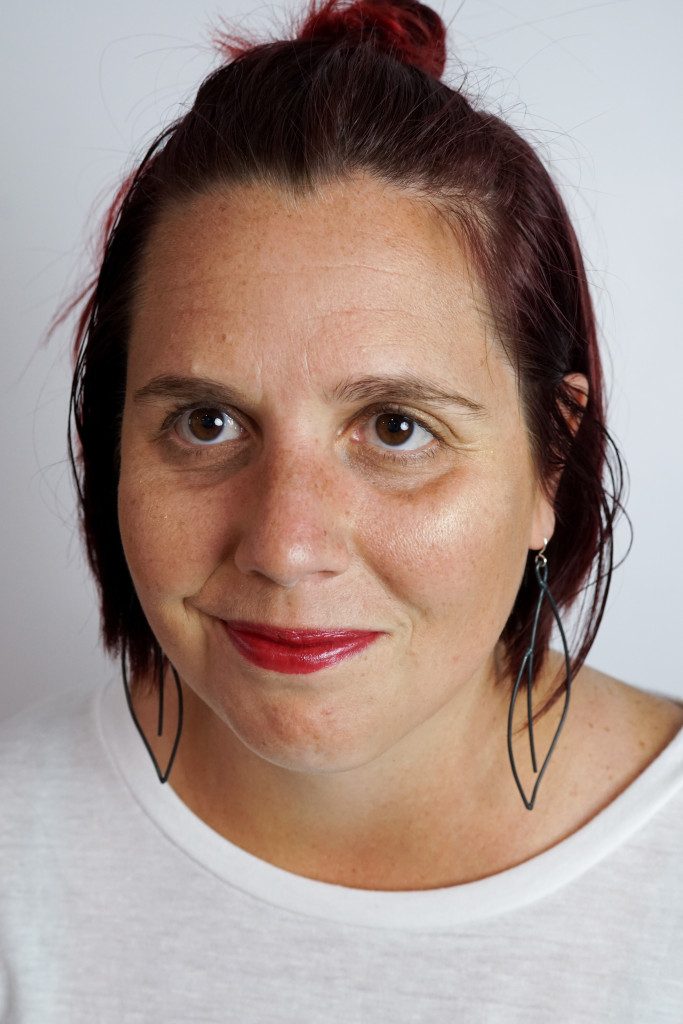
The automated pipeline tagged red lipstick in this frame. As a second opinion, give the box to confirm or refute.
[222,621,382,674]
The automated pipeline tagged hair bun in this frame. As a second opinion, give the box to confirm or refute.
[297,0,447,79]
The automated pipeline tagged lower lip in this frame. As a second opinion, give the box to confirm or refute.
[222,622,382,674]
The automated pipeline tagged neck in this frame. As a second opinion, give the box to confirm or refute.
[128,656,577,889]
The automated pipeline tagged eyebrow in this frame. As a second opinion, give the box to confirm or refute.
[330,374,486,414]
[134,375,244,408]
[133,372,486,415]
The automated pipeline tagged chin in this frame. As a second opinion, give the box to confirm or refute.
[222,696,389,776]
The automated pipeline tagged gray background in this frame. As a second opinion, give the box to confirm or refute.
[2,0,681,719]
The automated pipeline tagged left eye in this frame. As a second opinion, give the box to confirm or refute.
[175,408,242,445]
[369,413,434,451]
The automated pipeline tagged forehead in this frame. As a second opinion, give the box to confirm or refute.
[130,176,507,398]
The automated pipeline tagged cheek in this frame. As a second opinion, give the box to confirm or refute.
[357,463,535,639]
[117,466,231,605]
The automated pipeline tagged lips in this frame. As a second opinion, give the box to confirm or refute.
[222,620,383,674]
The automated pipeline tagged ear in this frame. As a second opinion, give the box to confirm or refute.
[528,372,589,552]
[562,372,589,432]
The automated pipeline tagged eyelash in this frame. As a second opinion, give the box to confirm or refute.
[161,402,444,464]
[358,404,443,464]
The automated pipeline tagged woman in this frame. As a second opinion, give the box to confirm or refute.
[2,0,682,1019]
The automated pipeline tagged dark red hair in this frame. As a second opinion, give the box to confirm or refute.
[67,0,624,698]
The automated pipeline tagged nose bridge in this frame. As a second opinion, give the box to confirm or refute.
[233,436,351,586]
[263,439,332,526]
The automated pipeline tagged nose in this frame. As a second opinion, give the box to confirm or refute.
[232,443,352,588]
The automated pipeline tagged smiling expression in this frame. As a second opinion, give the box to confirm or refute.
[117,174,554,773]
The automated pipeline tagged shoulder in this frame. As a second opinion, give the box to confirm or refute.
[0,683,111,821]
[0,682,128,907]
[544,659,683,827]
[571,664,683,765]
[0,684,96,757]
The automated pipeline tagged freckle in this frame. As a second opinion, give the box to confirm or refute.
[638,740,645,749]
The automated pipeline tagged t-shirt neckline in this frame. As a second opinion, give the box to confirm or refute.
[97,674,683,931]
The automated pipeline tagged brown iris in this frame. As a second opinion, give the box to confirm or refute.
[186,408,226,442]
[375,413,414,446]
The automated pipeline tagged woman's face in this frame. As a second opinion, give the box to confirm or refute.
[118,176,554,774]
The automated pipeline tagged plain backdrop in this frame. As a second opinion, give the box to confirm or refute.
[1,0,681,720]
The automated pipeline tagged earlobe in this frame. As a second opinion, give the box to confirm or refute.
[529,493,555,553]
[528,372,587,553]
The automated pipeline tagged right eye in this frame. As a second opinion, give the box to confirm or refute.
[175,408,243,446]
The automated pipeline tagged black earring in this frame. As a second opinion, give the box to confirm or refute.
[121,647,184,784]
[507,541,572,810]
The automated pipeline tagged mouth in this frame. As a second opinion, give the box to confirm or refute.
[221,620,384,674]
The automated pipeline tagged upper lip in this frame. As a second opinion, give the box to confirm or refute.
[223,620,383,645]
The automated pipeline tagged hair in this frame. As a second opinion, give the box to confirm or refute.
[66,0,624,701]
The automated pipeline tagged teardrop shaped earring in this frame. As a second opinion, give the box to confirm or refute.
[507,540,572,810]
[121,647,184,784]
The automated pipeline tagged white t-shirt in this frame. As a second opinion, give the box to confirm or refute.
[1,675,682,1023]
